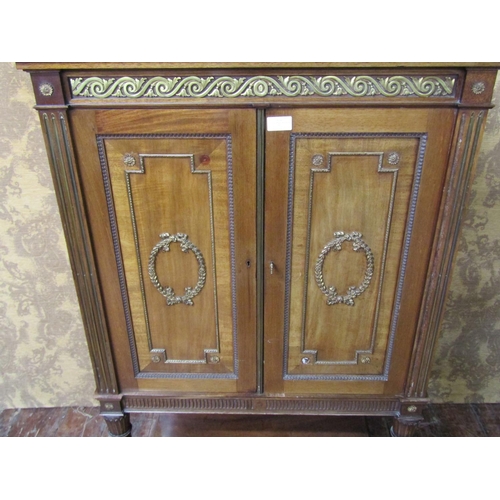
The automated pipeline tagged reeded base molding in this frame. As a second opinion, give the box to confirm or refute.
[122,395,402,416]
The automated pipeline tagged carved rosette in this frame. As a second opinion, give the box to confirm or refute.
[123,153,136,166]
[472,81,486,95]
[148,233,206,306]
[387,152,400,165]
[39,83,54,96]
[315,231,374,306]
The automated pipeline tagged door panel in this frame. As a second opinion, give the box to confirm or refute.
[71,109,257,393]
[264,108,456,395]
[288,135,421,377]
[101,136,235,376]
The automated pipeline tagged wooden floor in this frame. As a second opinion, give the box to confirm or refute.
[1,404,499,437]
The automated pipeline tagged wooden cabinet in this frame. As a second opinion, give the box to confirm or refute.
[19,63,499,436]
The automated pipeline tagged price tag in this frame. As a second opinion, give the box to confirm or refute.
[266,116,293,131]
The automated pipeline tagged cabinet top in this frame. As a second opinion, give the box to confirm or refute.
[21,63,499,108]
[16,62,500,71]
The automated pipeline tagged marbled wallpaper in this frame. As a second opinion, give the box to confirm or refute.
[0,62,499,410]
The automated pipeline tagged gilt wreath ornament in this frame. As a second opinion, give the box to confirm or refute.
[148,233,206,306]
[315,231,374,306]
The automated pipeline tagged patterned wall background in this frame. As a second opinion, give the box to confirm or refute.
[0,62,499,410]
[0,63,95,411]
[428,75,500,403]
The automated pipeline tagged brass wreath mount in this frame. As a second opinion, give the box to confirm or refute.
[315,231,374,306]
[148,233,206,306]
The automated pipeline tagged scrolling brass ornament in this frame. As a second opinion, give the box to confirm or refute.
[315,231,374,306]
[148,233,206,306]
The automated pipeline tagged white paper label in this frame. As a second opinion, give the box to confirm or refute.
[266,116,293,131]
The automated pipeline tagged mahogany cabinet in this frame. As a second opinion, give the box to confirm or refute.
[18,63,499,436]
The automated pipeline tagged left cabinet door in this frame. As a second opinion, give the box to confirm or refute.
[70,108,257,394]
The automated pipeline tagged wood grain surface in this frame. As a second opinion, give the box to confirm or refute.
[287,136,418,376]
[70,108,257,393]
[17,62,500,70]
[264,107,456,395]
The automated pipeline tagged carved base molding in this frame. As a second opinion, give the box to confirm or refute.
[122,395,402,415]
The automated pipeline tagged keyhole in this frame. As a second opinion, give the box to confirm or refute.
[246,260,251,268]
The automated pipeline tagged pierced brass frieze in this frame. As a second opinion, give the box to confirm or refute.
[70,75,457,99]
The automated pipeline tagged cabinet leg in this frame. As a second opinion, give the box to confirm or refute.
[390,416,421,437]
[102,413,132,437]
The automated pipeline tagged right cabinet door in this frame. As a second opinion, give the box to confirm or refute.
[264,107,456,396]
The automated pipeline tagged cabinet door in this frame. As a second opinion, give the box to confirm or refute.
[70,109,257,394]
[264,108,456,396]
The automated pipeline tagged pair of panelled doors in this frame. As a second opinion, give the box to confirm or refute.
[71,105,454,398]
